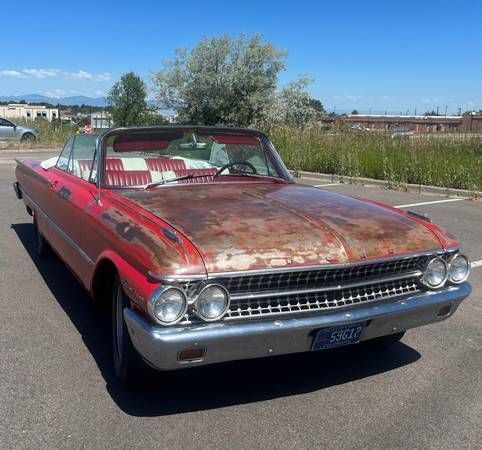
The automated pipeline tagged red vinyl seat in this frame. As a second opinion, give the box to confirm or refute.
[105,158,124,171]
[105,170,152,186]
[77,159,93,173]
[145,157,186,172]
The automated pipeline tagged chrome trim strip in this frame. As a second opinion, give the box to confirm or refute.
[229,270,423,301]
[22,191,95,266]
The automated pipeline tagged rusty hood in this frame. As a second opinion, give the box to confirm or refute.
[119,183,443,274]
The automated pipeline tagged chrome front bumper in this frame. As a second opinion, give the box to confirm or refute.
[124,282,471,371]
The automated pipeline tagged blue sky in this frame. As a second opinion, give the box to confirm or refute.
[1,0,481,113]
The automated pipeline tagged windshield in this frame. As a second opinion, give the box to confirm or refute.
[102,129,286,188]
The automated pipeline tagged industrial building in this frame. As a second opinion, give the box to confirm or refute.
[321,112,482,133]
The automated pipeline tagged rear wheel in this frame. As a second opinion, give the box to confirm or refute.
[21,133,36,143]
[34,217,49,257]
[112,275,148,384]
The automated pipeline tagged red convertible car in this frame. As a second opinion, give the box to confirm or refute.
[14,126,471,383]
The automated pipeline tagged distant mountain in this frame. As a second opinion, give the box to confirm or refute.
[0,94,106,107]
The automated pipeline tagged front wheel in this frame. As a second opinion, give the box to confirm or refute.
[112,275,148,384]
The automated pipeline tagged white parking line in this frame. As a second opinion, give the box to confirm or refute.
[471,260,482,269]
[394,198,465,208]
[301,176,332,182]
[314,183,340,187]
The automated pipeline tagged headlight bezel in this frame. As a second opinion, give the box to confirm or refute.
[448,253,470,284]
[422,256,448,289]
[194,283,230,322]
[148,285,188,325]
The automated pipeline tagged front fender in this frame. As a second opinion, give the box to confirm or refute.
[92,250,158,318]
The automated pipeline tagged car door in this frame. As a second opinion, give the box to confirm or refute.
[0,118,15,140]
[47,135,98,285]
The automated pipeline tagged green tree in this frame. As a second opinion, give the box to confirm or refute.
[264,76,324,129]
[107,72,148,126]
[151,34,286,126]
[351,109,359,115]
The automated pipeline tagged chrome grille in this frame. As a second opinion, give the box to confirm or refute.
[220,255,430,294]
[225,277,420,320]
[177,253,454,324]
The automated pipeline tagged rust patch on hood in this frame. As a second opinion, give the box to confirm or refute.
[120,183,442,274]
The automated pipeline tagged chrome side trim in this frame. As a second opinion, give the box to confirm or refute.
[150,249,457,283]
[22,191,95,267]
[229,270,423,301]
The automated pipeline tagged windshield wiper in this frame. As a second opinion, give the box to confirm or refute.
[144,174,208,189]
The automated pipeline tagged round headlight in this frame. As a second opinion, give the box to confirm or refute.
[448,254,470,283]
[195,284,230,321]
[149,287,187,325]
[422,257,448,288]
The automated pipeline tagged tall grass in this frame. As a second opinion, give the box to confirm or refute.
[270,127,482,191]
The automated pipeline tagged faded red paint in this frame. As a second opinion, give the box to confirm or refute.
[119,183,444,274]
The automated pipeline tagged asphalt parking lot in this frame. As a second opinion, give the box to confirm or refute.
[1,150,481,449]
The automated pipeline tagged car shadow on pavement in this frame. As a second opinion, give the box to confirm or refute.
[13,222,421,417]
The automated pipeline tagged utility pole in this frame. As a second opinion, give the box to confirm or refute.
[444,105,448,117]
[436,106,439,116]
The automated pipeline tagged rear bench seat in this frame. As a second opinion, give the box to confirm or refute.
[105,170,152,186]
[100,157,216,186]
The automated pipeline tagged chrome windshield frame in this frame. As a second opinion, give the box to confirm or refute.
[96,126,294,189]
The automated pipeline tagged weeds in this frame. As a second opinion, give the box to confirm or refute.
[270,127,482,190]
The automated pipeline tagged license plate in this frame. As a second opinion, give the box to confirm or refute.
[311,322,365,351]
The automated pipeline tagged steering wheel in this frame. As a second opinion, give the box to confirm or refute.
[214,161,258,178]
